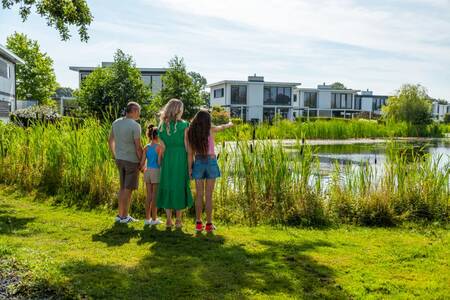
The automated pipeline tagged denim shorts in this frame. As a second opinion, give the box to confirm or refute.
[192,156,221,180]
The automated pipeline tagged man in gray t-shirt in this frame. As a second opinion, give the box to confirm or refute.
[108,102,143,224]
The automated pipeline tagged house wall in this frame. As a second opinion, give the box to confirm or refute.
[210,83,226,106]
[317,90,331,109]
[247,82,264,120]
[0,56,16,121]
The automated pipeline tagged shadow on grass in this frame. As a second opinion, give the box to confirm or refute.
[91,222,140,247]
[0,208,35,235]
[59,226,348,299]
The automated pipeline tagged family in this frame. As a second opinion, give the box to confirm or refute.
[108,99,233,233]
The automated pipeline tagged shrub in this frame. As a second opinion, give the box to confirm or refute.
[10,105,61,127]
[444,113,450,124]
[211,106,230,125]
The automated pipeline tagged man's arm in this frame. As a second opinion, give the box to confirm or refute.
[108,130,116,159]
[134,137,143,161]
[211,121,234,133]
[133,124,143,161]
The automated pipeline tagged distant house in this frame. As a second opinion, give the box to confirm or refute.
[0,44,24,122]
[208,75,390,122]
[69,62,168,94]
[431,100,450,121]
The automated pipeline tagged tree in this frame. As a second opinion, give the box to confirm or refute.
[382,84,432,125]
[188,71,209,106]
[154,56,205,119]
[2,0,93,42]
[76,49,151,120]
[54,87,74,98]
[331,82,347,90]
[6,32,58,104]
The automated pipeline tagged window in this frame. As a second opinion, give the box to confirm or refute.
[293,94,297,102]
[0,59,8,78]
[354,96,362,110]
[263,86,291,105]
[231,85,247,104]
[304,92,317,108]
[263,107,275,121]
[230,106,247,120]
[331,93,352,109]
[372,97,386,111]
[213,88,224,98]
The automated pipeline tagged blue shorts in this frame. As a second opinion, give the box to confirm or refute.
[192,156,221,180]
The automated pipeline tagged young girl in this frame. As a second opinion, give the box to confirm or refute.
[157,99,193,228]
[140,124,163,226]
[187,109,233,233]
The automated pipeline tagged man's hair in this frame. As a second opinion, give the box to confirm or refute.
[125,102,141,114]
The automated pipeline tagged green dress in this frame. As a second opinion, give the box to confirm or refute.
[157,120,193,210]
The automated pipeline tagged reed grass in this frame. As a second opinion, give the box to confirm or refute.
[216,119,445,142]
[0,119,448,226]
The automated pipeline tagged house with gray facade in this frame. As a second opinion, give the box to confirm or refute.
[0,44,24,122]
[69,62,167,94]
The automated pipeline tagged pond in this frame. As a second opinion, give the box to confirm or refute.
[309,140,450,175]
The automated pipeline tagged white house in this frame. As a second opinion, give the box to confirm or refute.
[431,101,450,121]
[69,62,168,94]
[208,75,301,122]
[0,44,24,122]
[209,76,391,122]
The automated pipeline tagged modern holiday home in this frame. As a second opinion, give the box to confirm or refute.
[207,75,301,122]
[0,44,24,122]
[69,62,168,94]
[208,75,390,122]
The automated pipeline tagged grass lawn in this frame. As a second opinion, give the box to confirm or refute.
[0,187,449,299]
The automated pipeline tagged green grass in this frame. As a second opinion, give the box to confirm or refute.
[1,187,449,299]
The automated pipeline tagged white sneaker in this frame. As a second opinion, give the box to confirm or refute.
[150,219,162,226]
[115,215,121,222]
[144,219,152,226]
[120,215,138,224]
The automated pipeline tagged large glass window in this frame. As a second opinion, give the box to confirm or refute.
[230,106,247,120]
[231,85,247,104]
[151,76,162,93]
[372,97,387,111]
[354,96,362,110]
[263,86,291,105]
[0,60,8,78]
[263,107,275,122]
[213,88,224,98]
[304,92,317,108]
[331,93,352,109]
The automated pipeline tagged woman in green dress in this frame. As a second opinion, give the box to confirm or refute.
[157,99,193,228]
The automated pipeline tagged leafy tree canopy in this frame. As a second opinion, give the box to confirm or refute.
[153,56,206,119]
[2,0,93,42]
[382,84,432,125]
[76,49,151,120]
[6,32,58,104]
[331,82,347,90]
[55,86,74,98]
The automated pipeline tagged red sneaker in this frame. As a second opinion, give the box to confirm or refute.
[205,223,216,233]
[195,221,204,232]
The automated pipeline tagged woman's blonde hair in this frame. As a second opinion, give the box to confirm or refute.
[159,98,184,135]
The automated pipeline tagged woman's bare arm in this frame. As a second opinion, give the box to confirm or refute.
[211,121,234,133]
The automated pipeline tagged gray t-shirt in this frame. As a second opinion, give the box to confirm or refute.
[112,117,141,163]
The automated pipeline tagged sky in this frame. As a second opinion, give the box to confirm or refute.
[1,0,450,99]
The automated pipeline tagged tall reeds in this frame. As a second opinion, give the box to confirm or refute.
[0,120,448,226]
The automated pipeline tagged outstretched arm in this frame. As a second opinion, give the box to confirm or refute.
[211,121,234,133]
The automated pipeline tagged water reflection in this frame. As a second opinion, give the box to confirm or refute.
[307,140,450,177]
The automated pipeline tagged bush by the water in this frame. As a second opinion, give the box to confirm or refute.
[9,105,61,126]
[0,120,448,227]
